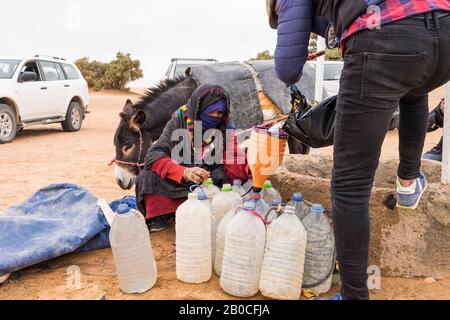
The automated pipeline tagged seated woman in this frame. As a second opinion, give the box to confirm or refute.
[135,84,250,232]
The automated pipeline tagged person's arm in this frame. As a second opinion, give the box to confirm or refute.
[275,0,313,86]
[151,157,187,184]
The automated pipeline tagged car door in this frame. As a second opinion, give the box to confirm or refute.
[16,61,49,121]
[38,61,68,116]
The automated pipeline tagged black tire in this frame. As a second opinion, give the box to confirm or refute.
[0,104,18,144]
[61,101,83,132]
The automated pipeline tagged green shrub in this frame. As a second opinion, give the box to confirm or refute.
[75,52,143,91]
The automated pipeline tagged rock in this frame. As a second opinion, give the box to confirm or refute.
[0,273,11,285]
[424,277,436,284]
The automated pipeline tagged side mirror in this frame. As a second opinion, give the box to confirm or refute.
[19,71,37,82]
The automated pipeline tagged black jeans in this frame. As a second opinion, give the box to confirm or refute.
[332,11,450,300]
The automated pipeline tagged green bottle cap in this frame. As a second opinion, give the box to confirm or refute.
[221,184,233,192]
[263,181,273,189]
[203,178,213,186]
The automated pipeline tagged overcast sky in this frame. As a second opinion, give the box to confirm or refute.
[1,0,278,87]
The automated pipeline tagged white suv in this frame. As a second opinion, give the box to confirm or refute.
[0,55,89,143]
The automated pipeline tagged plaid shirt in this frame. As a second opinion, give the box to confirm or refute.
[341,0,450,43]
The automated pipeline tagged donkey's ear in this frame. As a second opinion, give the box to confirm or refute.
[123,99,134,112]
[130,110,146,130]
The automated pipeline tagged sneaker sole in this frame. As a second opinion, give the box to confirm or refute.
[397,181,428,211]
[149,226,167,233]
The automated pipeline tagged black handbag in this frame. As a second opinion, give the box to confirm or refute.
[283,86,337,148]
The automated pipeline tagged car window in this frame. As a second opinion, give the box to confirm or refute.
[20,61,42,81]
[39,61,60,81]
[61,63,79,80]
[324,64,344,81]
[55,63,66,80]
[174,64,192,78]
[0,60,20,79]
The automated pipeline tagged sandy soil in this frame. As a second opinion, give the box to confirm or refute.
[0,88,448,300]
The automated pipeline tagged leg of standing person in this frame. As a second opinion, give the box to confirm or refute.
[397,94,430,181]
[331,12,450,299]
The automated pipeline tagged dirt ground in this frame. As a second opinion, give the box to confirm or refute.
[0,87,448,300]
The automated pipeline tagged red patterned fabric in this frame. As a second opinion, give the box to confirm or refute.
[144,134,250,220]
[342,0,450,43]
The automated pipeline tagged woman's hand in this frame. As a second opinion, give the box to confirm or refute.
[183,167,210,184]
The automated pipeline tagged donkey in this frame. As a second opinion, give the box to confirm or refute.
[113,76,306,190]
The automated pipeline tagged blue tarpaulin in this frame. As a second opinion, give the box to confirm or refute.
[0,183,136,277]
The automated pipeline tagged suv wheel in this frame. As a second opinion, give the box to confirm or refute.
[61,101,83,132]
[0,104,18,144]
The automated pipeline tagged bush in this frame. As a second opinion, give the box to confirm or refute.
[75,52,143,91]
[252,50,274,60]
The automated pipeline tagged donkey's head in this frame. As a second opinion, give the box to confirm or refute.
[113,99,153,190]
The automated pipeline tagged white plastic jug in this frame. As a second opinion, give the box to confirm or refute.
[220,202,266,297]
[194,178,220,200]
[176,192,212,283]
[110,204,157,294]
[214,207,238,276]
[197,192,217,267]
[261,181,281,206]
[212,184,243,223]
[242,179,253,201]
[288,193,310,222]
[265,199,282,225]
[260,205,307,300]
[232,179,246,197]
[302,204,335,295]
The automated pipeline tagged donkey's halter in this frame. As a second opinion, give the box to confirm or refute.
[109,129,146,169]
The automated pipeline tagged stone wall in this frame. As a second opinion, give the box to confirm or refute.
[271,154,450,278]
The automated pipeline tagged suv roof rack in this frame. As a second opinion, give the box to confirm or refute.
[171,58,217,63]
[34,54,67,61]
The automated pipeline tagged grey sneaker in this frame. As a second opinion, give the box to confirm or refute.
[396,172,428,210]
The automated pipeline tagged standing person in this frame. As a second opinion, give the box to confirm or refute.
[423,98,445,162]
[267,0,450,300]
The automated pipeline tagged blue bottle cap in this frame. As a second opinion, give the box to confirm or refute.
[292,193,304,202]
[311,204,324,214]
[272,199,282,206]
[197,192,208,201]
[116,204,130,214]
[233,179,242,186]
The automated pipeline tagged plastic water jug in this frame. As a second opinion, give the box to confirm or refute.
[248,192,270,216]
[288,193,310,222]
[261,181,281,206]
[302,204,335,295]
[242,179,253,201]
[198,192,217,267]
[265,199,282,225]
[194,178,220,200]
[110,204,157,294]
[232,179,246,197]
[214,207,238,276]
[212,184,243,223]
[176,192,212,283]
[260,205,307,300]
[220,202,266,297]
